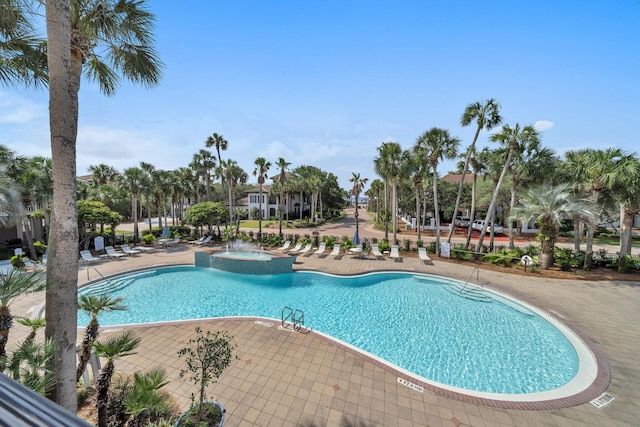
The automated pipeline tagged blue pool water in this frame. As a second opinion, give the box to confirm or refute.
[79,266,579,394]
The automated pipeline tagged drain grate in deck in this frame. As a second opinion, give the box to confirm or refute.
[591,392,615,408]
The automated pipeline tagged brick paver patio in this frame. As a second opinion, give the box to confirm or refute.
[7,240,639,426]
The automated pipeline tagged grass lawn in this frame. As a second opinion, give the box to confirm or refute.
[239,220,274,228]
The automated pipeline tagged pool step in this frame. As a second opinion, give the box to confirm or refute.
[442,282,493,303]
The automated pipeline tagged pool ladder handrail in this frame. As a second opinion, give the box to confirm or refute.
[281,306,307,332]
[459,267,481,294]
[86,266,116,288]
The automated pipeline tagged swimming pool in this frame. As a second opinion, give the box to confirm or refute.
[79,266,596,398]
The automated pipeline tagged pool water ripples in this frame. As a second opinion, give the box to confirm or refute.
[79,266,579,395]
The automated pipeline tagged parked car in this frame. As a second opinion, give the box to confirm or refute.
[471,219,503,234]
[454,216,471,227]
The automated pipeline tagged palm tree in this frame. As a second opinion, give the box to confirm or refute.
[374,142,404,243]
[612,155,640,270]
[76,294,127,382]
[448,99,502,243]
[414,128,460,256]
[506,142,555,249]
[88,163,118,186]
[94,332,141,427]
[464,148,484,250]
[140,162,156,231]
[0,270,45,362]
[510,184,596,269]
[349,172,368,243]
[205,133,228,168]
[253,157,271,240]
[44,0,162,409]
[0,0,47,88]
[192,149,216,202]
[367,179,384,225]
[123,368,169,426]
[563,148,636,269]
[476,123,540,254]
[16,315,46,343]
[275,157,291,237]
[117,167,145,243]
[2,337,55,396]
[221,159,247,225]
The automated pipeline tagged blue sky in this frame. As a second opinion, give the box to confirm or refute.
[1,1,639,190]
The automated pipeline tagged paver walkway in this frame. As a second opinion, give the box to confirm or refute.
[6,219,639,426]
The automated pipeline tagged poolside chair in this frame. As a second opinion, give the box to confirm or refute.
[390,245,402,262]
[79,250,101,264]
[418,247,433,265]
[328,244,342,259]
[297,244,313,255]
[278,240,292,251]
[193,235,212,246]
[371,243,385,260]
[120,244,142,256]
[23,258,45,272]
[313,242,326,255]
[0,260,14,276]
[287,242,303,253]
[105,246,127,260]
[189,236,207,245]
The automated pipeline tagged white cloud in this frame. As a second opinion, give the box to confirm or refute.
[533,120,554,131]
[0,92,43,123]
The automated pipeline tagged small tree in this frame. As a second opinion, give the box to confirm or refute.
[178,327,236,424]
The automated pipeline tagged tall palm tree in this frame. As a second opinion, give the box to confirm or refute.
[464,148,484,250]
[192,149,216,202]
[94,332,141,427]
[0,0,47,88]
[476,124,539,254]
[414,128,460,256]
[139,162,156,231]
[117,167,145,243]
[44,0,162,409]
[563,148,636,269]
[374,142,403,243]
[275,157,291,237]
[511,184,596,269]
[0,270,45,362]
[87,163,117,186]
[448,99,502,243]
[76,294,127,382]
[349,172,368,243]
[221,159,247,224]
[367,179,384,224]
[205,133,228,169]
[253,157,271,240]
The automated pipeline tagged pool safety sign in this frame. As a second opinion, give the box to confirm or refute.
[397,377,424,393]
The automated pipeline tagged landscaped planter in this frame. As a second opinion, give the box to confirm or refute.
[174,401,225,427]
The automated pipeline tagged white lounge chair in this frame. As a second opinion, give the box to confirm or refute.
[193,236,212,246]
[328,244,341,258]
[287,243,303,253]
[278,241,292,251]
[23,258,45,272]
[418,247,433,265]
[189,236,207,245]
[390,245,401,261]
[105,246,127,260]
[371,243,385,260]
[313,242,326,255]
[298,244,313,254]
[0,260,14,276]
[121,244,142,256]
[80,250,101,264]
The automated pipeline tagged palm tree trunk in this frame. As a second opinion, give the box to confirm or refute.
[415,185,421,241]
[572,215,581,251]
[476,148,514,256]
[508,183,518,250]
[76,322,99,382]
[432,170,440,256]
[448,127,481,244]
[465,171,478,250]
[45,2,79,410]
[21,214,38,260]
[583,223,595,270]
[132,194,139,242]
[97,362,115,427]
[392,177,398,245]
[258,188,263,239]
[383,179,389,240]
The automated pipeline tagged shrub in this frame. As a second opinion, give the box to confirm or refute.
[403,239,411,252]
[142,234,156,245]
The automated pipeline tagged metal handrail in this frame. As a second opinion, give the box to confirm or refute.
[281,306,293,328]
[459,267,480,293]
[86,266,116,288]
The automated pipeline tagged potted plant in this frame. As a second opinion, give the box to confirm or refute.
[176,327,237,427]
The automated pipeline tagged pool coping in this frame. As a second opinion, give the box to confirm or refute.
[78,265,611,410]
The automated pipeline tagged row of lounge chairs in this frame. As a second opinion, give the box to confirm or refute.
[79,245,142,264]
[276,241,432,263]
